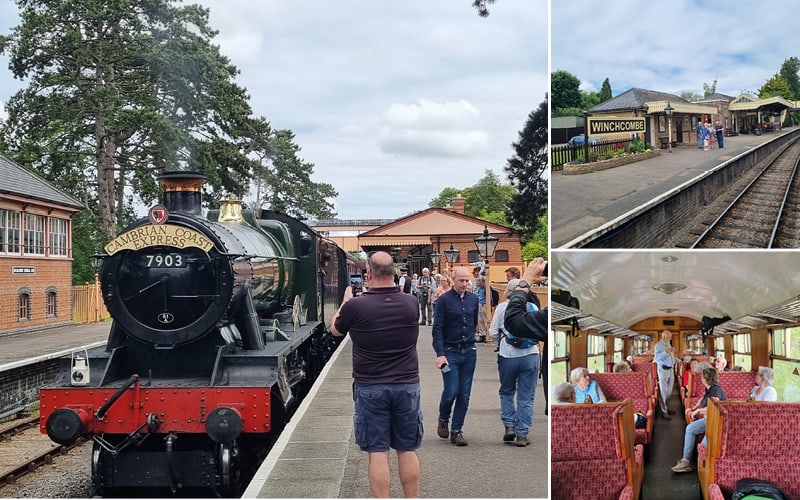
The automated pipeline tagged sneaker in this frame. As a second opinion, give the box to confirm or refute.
[503,427,516,442]
[437,418,449,439]
[450,432,468,446]
[515,436,530,447]
[671,458,692,472]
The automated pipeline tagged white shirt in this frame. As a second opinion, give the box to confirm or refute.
[489,301,539,358]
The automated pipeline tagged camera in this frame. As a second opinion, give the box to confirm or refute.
[542,262,548,277]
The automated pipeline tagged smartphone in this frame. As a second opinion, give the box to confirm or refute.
[350,274,363,294]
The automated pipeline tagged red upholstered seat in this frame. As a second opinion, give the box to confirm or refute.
[700,401,800,500]
[590,372,654,445]
[552,400,643,500]
[716,371,756,401]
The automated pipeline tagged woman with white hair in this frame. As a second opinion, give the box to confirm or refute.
[748,366,778,401]
[570,367,606,404]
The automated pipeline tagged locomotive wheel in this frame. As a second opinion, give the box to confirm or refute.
[218,441,241,497]
[90,441,106,497]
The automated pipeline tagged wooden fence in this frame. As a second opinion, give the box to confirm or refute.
[71,278,109,324]
[551,137,639,171]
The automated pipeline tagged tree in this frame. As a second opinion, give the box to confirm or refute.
[703,78,718,98]
[429,171,516,222]
[600,78,613,103]
[0,0,332,242]
[505,97,547,242]
[252,129,337,219]
[759,73,793,100]
[679,90,702,102]
[779,57,800,100]
[472,0,495,17]
[551,70,582,111]
[581,90,602,111]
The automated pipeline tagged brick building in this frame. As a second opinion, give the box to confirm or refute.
[0,155,83,335]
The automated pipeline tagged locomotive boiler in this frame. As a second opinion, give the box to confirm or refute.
[39,171,351,496]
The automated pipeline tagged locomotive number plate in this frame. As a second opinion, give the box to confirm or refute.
[144,254,187,268]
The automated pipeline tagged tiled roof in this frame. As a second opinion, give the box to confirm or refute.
[589,87,688,113]
[694,93,735,103]
[0,154,84,209]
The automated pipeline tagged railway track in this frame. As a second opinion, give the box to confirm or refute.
[0,415,85,488]
[690,137,800,248]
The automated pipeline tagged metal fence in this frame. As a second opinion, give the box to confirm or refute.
[551,137,639,171]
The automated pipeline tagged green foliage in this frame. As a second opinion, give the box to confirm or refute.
[521,241,546,261]
[505,98,547,243]
[552,106,585,118]
[429,170,515,221]
[551,70,582,110]
[627,137,646,154]
[703,78,717,98]
[679,90,702,102]
[759,73,793,100]
[472,0,495,17]
[599,78,612,102]
[779,57,800,100]
[581,91,601,111]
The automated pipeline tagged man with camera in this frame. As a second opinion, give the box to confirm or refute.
[330,251,422,498]
[417,267,435,326]
[504,258,547,343]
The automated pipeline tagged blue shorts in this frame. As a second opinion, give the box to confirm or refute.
[353,383,423,452]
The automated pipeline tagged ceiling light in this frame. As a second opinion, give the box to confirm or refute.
[652,282,686,294]
[661,255,678,263]
[659,307,679,313]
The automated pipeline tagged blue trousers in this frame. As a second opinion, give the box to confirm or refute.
[438,346,477,433]
[498,353,538,437]
[683,417,706,460]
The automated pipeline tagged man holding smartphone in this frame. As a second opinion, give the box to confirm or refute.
[330,251,421,498]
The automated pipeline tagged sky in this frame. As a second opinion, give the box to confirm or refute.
[0,0,548,221]
[553,0,797,100]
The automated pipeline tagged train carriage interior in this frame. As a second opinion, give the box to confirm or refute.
[550,251,800,500]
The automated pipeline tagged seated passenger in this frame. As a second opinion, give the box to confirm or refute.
[671,367,727,473]
[570,367,606,404]
[715,357,729,372]
[682,357,699,393]
[553,382,576,404]
[612,361,631,373]
[748,366,778,401]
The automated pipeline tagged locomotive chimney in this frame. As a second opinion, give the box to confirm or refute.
[156,171,207,216]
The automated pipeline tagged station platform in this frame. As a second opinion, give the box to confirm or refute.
[0,322,548,498]
[551,127,798,248]
[245,326,548,499]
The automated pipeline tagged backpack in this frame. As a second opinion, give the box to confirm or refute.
[402,276,412,294]
[504,303,537,349]
[732,478,789,500]
[490,287,499,306]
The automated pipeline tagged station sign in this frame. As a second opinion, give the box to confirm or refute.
[587,117,646,136]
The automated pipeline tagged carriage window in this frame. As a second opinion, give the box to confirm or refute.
[771,327,800,402]
[551,328,569,387]
[613,337,623,363]
[732,333,751,372]
[587,334,605,374]
[714,336,725,364]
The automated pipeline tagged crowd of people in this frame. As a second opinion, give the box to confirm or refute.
[332,254,547,497]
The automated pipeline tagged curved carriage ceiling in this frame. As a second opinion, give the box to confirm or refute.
[551,251,800,335]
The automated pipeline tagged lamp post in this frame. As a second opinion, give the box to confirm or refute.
[474,226,499,343]
[443,243,460,276]
[90,254,103,322]
[429,250,441,274]
[665,102,674,154]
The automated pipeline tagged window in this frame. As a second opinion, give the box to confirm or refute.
[0,209,21,254]
[24,214,45,255]
[494,250,509,263]
[715,336,725,364]
[772,327,800,402]
[732,333,751,372]
[467,250,481,264]
[613,337,623,363]
[551,328,570,388]
[46,288,58,317]
[18,289,31,322]
[587,334,606,373]
[49,218,68,256]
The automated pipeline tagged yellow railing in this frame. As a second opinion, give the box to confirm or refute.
[71,277,109,324]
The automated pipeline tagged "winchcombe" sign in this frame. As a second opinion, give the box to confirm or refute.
[587,117,645,136]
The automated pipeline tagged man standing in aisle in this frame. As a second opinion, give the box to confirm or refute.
[432,266,479,446]
[654,329,676,419]
[331,251,422,497]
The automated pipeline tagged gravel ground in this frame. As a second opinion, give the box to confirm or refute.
[0,443,92,498]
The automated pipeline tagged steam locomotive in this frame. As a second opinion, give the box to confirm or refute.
[39,171,353,496]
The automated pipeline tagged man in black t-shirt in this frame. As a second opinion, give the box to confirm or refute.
[331,251,421,497]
